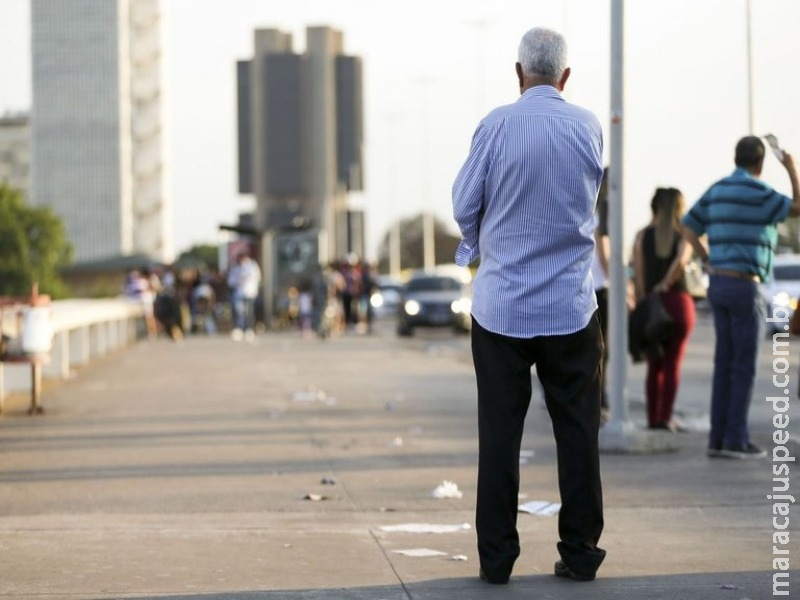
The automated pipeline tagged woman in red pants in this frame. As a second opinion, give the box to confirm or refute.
[632,187,697,431]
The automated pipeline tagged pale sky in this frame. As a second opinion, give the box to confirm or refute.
[1,0,799,263]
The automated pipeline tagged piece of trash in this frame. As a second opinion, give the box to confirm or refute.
[432,480,463,499]
[292,387,328,402]
[320,476,337,485]
[379,507,397,512]
[378,523,471,534]
[719,584,739,590]
[302,493,328,501]
[390,436,404,447]
[283,543,293,548]
[392,548,448,558]
[450,554,469,561]
[518,500,561,516]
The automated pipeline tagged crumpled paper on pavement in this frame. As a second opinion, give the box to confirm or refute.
[378,523,472,534]
[518,500,561,516]
[432,480,463,499]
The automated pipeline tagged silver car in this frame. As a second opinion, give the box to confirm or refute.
[396,274,471,337]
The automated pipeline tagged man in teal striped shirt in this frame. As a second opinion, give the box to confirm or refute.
[682,136,800,460]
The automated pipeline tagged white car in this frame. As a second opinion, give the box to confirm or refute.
[761,253,800,334]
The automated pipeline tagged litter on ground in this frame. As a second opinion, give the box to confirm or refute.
[518,500,561,516]
[432,480,463,499]
[378,523,472,534]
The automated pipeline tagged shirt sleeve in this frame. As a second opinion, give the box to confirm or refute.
[681,194,709,235]
[452,121,494,266]
[769,192,792,224]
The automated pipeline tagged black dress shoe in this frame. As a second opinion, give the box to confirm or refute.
[479,568,509,584]
[554,559,595,581]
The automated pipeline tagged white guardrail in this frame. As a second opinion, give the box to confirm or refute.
[0,298,147,409]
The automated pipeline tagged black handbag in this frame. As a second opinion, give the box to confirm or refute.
[628,293,674,363]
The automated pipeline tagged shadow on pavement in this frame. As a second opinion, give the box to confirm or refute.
[113,570,772,600]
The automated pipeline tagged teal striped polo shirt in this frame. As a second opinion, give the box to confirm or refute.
[682,168,791,282]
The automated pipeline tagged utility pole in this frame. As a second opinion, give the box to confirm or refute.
[414,76,436,273]
[599,0,676,454]
[385,113,402,278]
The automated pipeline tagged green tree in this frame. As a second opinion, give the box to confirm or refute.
[175,243,219,272]
[0,183,73,298]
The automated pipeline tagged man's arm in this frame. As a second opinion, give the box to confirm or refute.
[781,152,800,216]
[595,230,610,278]
[681,225,710,269]
[452,124,493,266]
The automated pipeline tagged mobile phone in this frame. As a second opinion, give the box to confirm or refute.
[765,134,784,161]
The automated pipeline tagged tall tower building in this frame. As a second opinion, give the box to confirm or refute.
[237,26,364,315]
[31,0,171,265]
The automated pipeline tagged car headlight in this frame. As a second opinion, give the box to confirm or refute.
[404,299,421,316]
[370,293,384,308]
[451,298,472,314]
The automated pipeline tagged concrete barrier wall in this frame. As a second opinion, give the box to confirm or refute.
[0,298,146,400]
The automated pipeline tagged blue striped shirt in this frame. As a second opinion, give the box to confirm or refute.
[452,85,604,338]
[681,168,791,282]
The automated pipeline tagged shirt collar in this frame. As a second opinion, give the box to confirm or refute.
[732,167,757,180]
[519,85,564,102]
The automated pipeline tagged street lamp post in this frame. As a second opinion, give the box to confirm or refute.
[599,0,677,454]
[414,76,436,273]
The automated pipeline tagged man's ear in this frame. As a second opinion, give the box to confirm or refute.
[515,62,524,92]
[558,67,571,91]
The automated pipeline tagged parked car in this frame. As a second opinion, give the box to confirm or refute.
[396,273,471,337]
[761,253,800,334]
[370,275,403,320]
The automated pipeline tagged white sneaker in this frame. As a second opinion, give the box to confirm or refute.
[231,328,243,341]
[244,329,255,342]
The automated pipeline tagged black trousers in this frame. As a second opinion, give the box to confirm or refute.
[471,314,606,580]
[595,288,609,409]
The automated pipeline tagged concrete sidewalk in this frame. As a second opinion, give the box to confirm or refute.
[0,312,788,599]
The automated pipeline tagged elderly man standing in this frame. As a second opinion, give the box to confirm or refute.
[452,26,606,585]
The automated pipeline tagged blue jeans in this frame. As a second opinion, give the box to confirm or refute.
[232,296,256,332]
[707,275,765,448]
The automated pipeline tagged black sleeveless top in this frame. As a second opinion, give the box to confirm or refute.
[642,226,687,294]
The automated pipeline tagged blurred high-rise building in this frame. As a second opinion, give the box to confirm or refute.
[236,26,364,313]
[31,0,171,265]
[0,112,30,195]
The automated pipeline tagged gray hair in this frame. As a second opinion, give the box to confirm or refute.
[517,27,568,82]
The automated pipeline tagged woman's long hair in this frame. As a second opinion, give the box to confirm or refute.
[650,187,685,258]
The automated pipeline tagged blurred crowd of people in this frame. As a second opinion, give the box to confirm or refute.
[123,253,379,342]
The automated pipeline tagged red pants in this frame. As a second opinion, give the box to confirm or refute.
[646,290,696,427]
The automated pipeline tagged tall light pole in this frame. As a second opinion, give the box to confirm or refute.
[414,76,436,273]
[745,0,755,134]
[385,113,402,278]
[465,17,492,121]
[599,0,677,454]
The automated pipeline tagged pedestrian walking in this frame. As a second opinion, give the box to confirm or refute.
[227,250,261,341]
[682,135,800,459]
[452,26,606,585]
